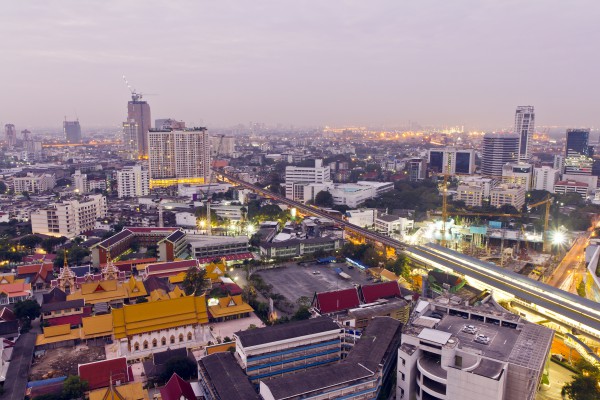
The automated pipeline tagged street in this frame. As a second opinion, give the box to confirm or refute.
[547,233,589,294]
[2,320,39,399]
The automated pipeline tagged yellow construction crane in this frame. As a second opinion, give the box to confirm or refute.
[441,174,449,247]
[527,195,553,252]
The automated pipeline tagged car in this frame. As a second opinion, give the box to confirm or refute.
[312,271,321,275]
[347,265,354,269]
[475,334,490,344]
[463,325,477,334]
[462,314,469,319]
[430,313,443,319]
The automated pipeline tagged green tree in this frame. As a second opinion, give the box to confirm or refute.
[14,299,41,322]
[385,254,411,280]
[182,267,209,296]
[62,375,89,400]
[292,306,311,321]
[160,356,197,383]
[314,190,334,207]
[19,235,43,250]
[562,372,600,400]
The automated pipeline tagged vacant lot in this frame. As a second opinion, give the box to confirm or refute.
[30,345,105,381]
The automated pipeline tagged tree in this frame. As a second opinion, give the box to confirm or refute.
[160,356,197,383]
[62,375,89,400]
[385,254,411,280]
[19,235,43,250]
[292,306,311,321]
[314,190,334,208]
[0,181,6,193]
[14,299,41,322]
[182,267,209,296]
[562,373,600,400]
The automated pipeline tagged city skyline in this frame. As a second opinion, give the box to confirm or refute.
[1,1,600,129]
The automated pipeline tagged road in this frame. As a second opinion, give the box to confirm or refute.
[547,234,589,293]
[2,320,39,399]
[536,361,575,400]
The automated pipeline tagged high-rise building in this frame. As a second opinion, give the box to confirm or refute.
[428,148,475,175]
[148,128,210,188]
[63,120,82,143]
[4,124,16,148]
[285,159,331,199]
[116,164,150,198]
[21,129,31,141]
[533,166,560,192]
[481,132,519,177]
[124,94,151,158]
[514,106,535,162]
[155,118,186,130]
[72,170,88,193]
[407,158,426,181]
[564,128,593,175]
[210,135,236,157]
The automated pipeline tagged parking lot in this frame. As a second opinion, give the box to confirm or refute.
[255,262,373,304]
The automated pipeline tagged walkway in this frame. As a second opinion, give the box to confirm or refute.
[2,320,39,399]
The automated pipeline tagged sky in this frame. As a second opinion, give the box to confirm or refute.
[1,1,599,131]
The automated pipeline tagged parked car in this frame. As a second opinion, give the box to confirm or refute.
[463,325,477,334]
[475,334,490,344]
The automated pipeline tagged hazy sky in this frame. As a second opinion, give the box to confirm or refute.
[1,1,599,130]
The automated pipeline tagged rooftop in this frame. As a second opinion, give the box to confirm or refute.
[236,316,339,348]
[198,352,260,400]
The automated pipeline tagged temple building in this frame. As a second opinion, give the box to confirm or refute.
[207,295,254,322]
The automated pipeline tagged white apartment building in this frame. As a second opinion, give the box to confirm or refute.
[554,180,589,198]
[346,209,376,228]
[501,163,532,191]
[533,167,560,192]
[210,203,243,221]
[285,159,331,199]
[88,179,106,192]
[210,135,235,157]
[455,183,485,207]
[117,164,150,198]
[459,176,493,197]
[490,184,525,209]
[13,173,56,194]
[375,213,414,236]
[31,194,107,238]
[148,128,211,188]
[72,170,88,193]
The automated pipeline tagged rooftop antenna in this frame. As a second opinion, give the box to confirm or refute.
[123,74,143,102]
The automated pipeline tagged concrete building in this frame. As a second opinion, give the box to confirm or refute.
[408,158,426,181]
[428,148,476,175]
[117,164,149,198]
[4,124,17,148]
[259,237,344,259]
[148,128,210,188]
[553,155,565,172]
[155,118,185,130]
[210,203,244,221]
[210,135,236,157]
[455,183,485,207]
[31,194,107,238]
[514,106,535,163]
[187,234,249,259]
[533,167,560,192]
[481,133,519,178]
[234,316,342,383]
[285,159,331,199]
[63,120,82,143]
[397,298,553,400]
[565,129,593,176]
[345,209,376,228]
[501,163,532,191]
[123,94,151,158]
[553,180,589,198]
[72,170,88,193]
[490,184,525,209]
[197,352,260,400]
[13,173,56,194]
[375,213,414,236]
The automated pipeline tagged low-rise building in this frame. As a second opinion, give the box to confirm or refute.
[345,208,376,228]
[502,163,532,191]
[375,213,414,236]
[259,237,343,259]
[188,234,249,259]
[197,352,261,400]
[554,180,589,198]
[455,183,485,207]
[490,184,525,209]
[13,173,56,194]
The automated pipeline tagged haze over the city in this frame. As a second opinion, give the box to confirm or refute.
[1,0,599,130]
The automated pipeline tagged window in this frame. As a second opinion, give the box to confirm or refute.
[187,332,193,341]
[401,372,405,381]
[170,335,175,344]
[143,341,148,350]
[134,342,139,351]
[152,339,157,348]
[161,337,166,346]
[179,334,184,342]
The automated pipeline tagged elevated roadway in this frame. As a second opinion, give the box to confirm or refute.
[216,171,600,340]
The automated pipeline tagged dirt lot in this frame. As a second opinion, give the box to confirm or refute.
[30,345,106,380]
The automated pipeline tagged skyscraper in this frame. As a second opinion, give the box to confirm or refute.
[4,124,16,148]
[481,132,519,177]
[148,128,210,188]
[564,128,593,175]
[514,106,535,163]
[63,120,82,143]
[124,94,151,158]
[21,129,31,141]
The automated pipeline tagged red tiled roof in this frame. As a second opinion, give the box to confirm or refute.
[197,252,253,264]
[17,263,53,277]
[314,288,360,314]
[555,180,588,187]
[159,373,196,400]
[221,283,243,296]
[45,314,84,327]
[78,357,132,390]
[361,281,401,304]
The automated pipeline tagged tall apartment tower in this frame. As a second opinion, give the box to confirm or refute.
[4,124,17,148]
[564,128,593,175]
[123,94,151,158]
[63,119,82,143]
[116,164,149,198]
[514,106,535,162]
[148,128,211,188]
[481,132,519,177]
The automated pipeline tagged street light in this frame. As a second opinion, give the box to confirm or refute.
[552,230,566,245]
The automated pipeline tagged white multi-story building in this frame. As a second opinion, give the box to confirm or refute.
[428,148,476,175]
[490,184,525,209]
[13,173,56,194]
[210,203,244,221]
[187,234,249,259]
[210,135,235,157]
[554,180,589,198]
[290,180,393,207]
[31,194,107,238]
[285,159,331,199]
[515,106,535,163]
[533,167,560,192]
[346,209,376,228]
[375,213,414,236]
[88,179,106,192]
[455,183,485,207]
[148,128,211,188]
[501,163,532,191]
[72,170,88,193]
[117,164,150,198]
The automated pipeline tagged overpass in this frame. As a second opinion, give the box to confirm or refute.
[216,170,600,340]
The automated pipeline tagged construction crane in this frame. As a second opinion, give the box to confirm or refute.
[440,174,449,247]
[123,75,143,102]
[201,134,225,235]
[527,195,553,252]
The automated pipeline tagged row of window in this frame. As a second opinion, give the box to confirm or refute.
[132,332,193,351]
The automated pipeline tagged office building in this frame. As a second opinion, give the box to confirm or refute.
[155,118,185,130]
[4,124,16,148]
[397,298,553,400]
[408,158,426,181]
[24,140,43,160]
[116,164,149,198]
[481,133,519,177]
[123,94,151,158]
[285,159,331,199]
[428,148,475,175]
[501,163,532,191]
[564,129,593,175]
[72,170,88,193]
[259,237,344,259]
[553,155,565,172]
[13,173,56,194]
[21,129,31,141]
[514,106,535,162]
[210,135,236,157]
[455,183,485,207]
[345,209,376,228]
[63,120,82,143]
[533,167,560,192]
[187,234,249,260]
[490,184,526,209]
[554,180,589,198]
[31,194,107,238]
[234,316,342,383]
[148,128,210,188]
